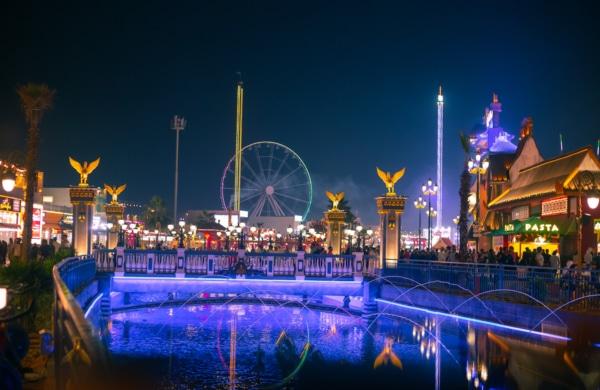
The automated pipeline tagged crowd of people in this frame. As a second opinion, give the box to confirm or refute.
[395,245,600,271]
[0,237,63,266]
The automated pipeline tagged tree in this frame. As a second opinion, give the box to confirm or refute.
[17,83,55,261]
[143,196,169,229]
[327,198,357,225]
[458,132,472,257]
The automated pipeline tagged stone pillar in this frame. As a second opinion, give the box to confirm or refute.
[324,209,346,255]
[115,246,125,276]
[104,203,124,249]
[375,195,406,269]
[295,251,305,280]
[176,247,186,278]
[69,187,97,256]
[352,251,364,282]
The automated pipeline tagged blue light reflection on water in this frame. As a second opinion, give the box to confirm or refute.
[104,303,572,389]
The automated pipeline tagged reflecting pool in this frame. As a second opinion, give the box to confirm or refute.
[103,302,599,389]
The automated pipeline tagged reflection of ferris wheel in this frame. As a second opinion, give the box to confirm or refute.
[220,141,312,219]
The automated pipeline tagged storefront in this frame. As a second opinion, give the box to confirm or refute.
[490,216,575,256]
[486,147,600,260]
[0,195,21,242]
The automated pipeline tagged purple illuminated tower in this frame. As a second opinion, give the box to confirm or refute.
[436,86,443,229]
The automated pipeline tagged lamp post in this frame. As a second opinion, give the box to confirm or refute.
[171,115,186,222]
[422,179,438,250]
[178,220,185,248]
[452,216,460,245]
[286,226,293,250]
[366,229,373,251]
[426,207,437,249]
[356,225,364,251]
[344,228,355,253]
[571,171,599,261]
[296,223,305,251]
[414,196,427,250]
[250,226,257,249]
[468,152,489,252]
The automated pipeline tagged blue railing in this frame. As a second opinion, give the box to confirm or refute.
[53,256,107,388]
[383,259,600,308]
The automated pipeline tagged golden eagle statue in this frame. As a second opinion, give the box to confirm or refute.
[325,191,345,210]
[376,167,406,196]
[69,157,100,186]
[104,184,127,204]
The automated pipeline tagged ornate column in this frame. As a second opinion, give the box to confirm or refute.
[104,203,124,249]
[104,184,126,249]
[375,167,407,269]
[70,186,97,256]
[68,156,100,256]
[324,191,346,255]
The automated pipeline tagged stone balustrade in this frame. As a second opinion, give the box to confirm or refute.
[93,248,369,281]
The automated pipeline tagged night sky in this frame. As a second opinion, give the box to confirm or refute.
[1,1,599,227]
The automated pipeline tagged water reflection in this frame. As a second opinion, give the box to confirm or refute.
[103,302,599,389]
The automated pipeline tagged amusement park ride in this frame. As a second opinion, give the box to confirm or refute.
[220,80,313,229]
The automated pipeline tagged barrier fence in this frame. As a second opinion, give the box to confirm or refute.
[382,259,600,308]
[53,256,107,389]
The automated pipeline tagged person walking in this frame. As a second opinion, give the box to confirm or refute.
[550,250,560,270]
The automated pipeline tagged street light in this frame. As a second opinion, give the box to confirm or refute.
[118,219,125,247]
[344,228,355,252]
[422,179,438,250]
[177,220,185,248]
[296,223,305,251]
[414,196,427,250]
[1,169,16,192]
[356,225,364,250]
[452,215,460,244]
[468,152,489,252]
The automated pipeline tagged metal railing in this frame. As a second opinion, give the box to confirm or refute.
[92,249,364,280]
[383,259,600,309]
[53,256,107,388]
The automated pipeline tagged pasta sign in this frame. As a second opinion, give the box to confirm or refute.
[524,223,559,233]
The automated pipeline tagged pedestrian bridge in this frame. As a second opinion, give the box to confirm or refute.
[111,275,364,297]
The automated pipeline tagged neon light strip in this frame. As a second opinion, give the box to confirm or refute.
[84,293,103,318]
[113,275,361,285]
[375,299,570,341]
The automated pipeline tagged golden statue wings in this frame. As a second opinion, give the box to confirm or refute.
[69,157,100,186]
[104,184,127,204]
[376,167,406,196]
[325,191,345,210]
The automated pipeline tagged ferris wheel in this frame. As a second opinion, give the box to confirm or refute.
[220,141,312,219]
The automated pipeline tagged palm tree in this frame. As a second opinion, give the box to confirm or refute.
[143,196,170,229]
[458,132,472,258]
[17,83,55,261]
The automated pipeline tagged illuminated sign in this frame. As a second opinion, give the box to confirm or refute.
[524,223,559,233]
[504,224,515,232]
[32,205,43,243]
[595,219,600,233]
[542,196,568,216]
[0,196,20,212]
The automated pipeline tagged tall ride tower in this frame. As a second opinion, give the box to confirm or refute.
[234,81,244,211]
[436,86,444,229]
